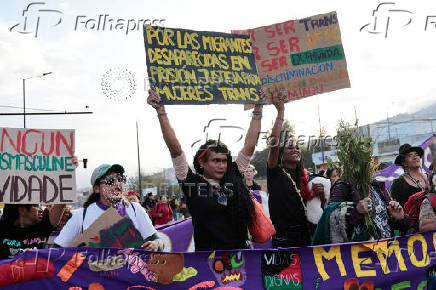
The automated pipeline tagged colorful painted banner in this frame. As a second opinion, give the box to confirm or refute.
[143,26,262,105]
[375,134,435,191]
[1,230,435,289]
[233,11,350,103]
[0,127,76,203]
[157,190,272,252]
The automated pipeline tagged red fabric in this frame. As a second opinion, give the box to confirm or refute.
[248,196,276,243]
[404,191,436,230]
[152,203,173,225]
[300,170,315,201]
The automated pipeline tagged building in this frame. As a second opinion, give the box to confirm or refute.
[359,103,436,164]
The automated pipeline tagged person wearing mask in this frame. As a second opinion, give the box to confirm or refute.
[54,164,163,251]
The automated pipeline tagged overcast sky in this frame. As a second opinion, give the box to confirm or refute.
[1,0,435,190]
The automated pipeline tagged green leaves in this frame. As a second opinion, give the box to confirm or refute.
[335,121,374,199]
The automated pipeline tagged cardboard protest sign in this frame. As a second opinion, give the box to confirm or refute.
[0,127,76,204]
[69,207,143,248]
[233,11,350,103]
[144,26,262,105]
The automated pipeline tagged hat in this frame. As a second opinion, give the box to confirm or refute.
[127,190,139,197]
[394,144,424,166]
[90,164,124,186]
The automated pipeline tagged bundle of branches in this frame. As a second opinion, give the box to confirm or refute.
[336,121,374,199]
[335,121,379,239]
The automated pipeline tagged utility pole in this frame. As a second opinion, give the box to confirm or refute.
[136,122,142,198]
[318,104,325,169]
[387,113,391,140]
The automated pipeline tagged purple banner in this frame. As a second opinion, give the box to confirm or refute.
[375,134,435,191]
[1,231,435,289]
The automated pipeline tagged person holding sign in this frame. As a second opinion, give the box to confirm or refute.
[0,157,79,260]
[0,203,66,259]
[148,89,263,251]
[54,164,163,251]
[266,92,325,248]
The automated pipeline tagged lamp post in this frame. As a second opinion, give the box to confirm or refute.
[23,72,52,128]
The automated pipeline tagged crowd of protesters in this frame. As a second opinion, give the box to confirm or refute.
[0,90,435,260]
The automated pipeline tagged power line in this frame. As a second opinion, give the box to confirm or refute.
[0,105,56,112]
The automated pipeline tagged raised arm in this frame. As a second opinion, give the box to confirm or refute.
[49,155,80,227]
[148,89,183,158]
[267,91,285,169]
[240,104,263,158]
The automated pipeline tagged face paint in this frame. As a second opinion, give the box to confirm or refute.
[99,172,125,204]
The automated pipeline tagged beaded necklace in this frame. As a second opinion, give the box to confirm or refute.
[281,167,307,217]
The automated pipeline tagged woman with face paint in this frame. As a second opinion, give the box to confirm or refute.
[148,89,264,251]
[54,164,163,251]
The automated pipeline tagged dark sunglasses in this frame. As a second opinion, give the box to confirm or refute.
[100,174,127,185]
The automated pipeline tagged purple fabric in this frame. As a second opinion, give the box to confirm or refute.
[1,231,434,289]
[96,200,127,217]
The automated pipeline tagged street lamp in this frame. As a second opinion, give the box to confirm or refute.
[22,72,52,128]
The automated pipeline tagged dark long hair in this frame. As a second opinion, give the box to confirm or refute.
[83,171,111,208]
[1,204,33,224]
[193,140,254,240]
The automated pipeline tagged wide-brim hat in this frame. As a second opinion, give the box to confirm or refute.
[90,164,124,186]
[394,144,424,166]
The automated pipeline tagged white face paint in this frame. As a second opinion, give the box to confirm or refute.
[99,172,125,205]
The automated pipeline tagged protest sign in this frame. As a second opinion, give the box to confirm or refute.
[0,127,76,203]
[69,208,144,248]
[2,231,435,289]
[144,26,262,105]
[233,11,350,103]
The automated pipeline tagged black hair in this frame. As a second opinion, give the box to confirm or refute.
[326,168,337,179]
[1,204,34,224]
[430,171,435,191]
[193,139,254,240]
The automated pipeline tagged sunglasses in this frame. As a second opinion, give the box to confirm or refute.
[100,174,127,185]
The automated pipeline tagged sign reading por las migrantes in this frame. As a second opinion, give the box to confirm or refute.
[0,127,76,203]
[233,11,350,103]
[143,26,262,105]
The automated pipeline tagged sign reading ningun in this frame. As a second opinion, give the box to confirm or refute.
[0,127,76,204]
[143,26,262,105]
